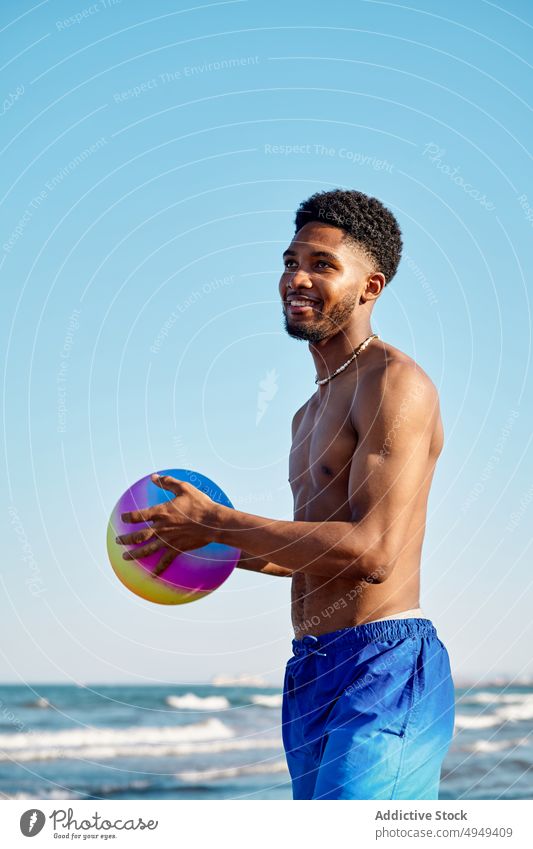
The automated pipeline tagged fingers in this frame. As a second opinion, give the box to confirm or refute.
[122,539,165,560]
[115,528,155,546]
[151,474,184,496]
[120,505,163,524]
[151,548,179,578]
[121,475,185,524]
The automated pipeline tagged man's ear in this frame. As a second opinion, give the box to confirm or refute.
[360,272,386,303]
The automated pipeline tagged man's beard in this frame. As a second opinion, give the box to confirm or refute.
[283,291,358,344]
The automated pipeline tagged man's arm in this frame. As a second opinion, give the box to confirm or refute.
[212,363,440,583]
[236,551,292,577]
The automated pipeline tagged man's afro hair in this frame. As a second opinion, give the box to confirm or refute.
[294,189,403,284]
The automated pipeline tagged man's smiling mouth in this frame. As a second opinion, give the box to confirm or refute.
[285,295,322,313]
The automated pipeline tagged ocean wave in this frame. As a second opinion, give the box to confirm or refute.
[251,694,283,708]
[165,694,230,710]
[2,780,152,801]
[0,718,232,762]
[0,718,282,763]
[0,717,231,751]
[24,697,53,709]
[1,737,282,764]
[454,713,501,730]
[455,693,533,730]
[462,736,530,754]
[461,692,533,706]
[460,692,504,705]
[176,758,288,784]
[2,789,77,800]
[496,702,533,722]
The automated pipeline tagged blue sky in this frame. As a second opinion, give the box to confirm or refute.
[1,0,532,685]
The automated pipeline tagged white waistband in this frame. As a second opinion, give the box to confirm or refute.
[367,607,426,623]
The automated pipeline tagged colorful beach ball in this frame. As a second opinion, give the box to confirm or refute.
[106,469,241,605]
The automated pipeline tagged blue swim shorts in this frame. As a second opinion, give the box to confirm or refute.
[282,618,455,800]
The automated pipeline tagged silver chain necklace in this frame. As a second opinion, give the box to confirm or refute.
[315,333,379,385]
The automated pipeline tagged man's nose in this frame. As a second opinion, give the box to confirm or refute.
[287,270,313,289]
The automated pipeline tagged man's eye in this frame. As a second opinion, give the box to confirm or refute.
[316,261,330,268]
[284,261,297,269]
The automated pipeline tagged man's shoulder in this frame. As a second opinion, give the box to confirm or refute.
[358,346,440,419]
[361,342,437,391]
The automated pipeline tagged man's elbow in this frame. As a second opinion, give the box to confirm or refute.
[344,540,399,583]
[362,558,395,584]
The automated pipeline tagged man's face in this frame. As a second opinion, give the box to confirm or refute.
[279,222,372,344]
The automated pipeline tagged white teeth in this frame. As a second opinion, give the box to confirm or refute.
[290,300,315,307]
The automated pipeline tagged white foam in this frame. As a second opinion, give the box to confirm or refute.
[0,719,282,763]
[2,789,75,800]
[461,692,502,705]
[2,737,281,763]
[177,758,288,783]
[2,780,151,800]
[455,692,533,730]
[97,779,151,794]
[165,694,230,710]
[32,697,52,709]
[463,692,533,706]
[454,713,501,730]
[0,717,230,751]
[0,718,233,762]
[496,702,533,722]
[463,736,530,754]
[251,694,283,708]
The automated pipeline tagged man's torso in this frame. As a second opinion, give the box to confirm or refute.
[289,342,443,637]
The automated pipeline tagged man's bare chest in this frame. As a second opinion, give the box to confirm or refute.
[289,391,358,503]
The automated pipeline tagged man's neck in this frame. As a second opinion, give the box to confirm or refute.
[310,320,375,383]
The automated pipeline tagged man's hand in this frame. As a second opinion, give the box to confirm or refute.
[115,474,221,576]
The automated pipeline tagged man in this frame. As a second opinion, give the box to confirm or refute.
[116,188,455,800]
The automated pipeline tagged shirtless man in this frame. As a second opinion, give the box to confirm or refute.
[116,188,455,800]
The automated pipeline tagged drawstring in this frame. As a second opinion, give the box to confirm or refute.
[292,634,327,657]
[287,636,326,700]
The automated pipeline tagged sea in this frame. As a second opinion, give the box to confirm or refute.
[0,683,531,800]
